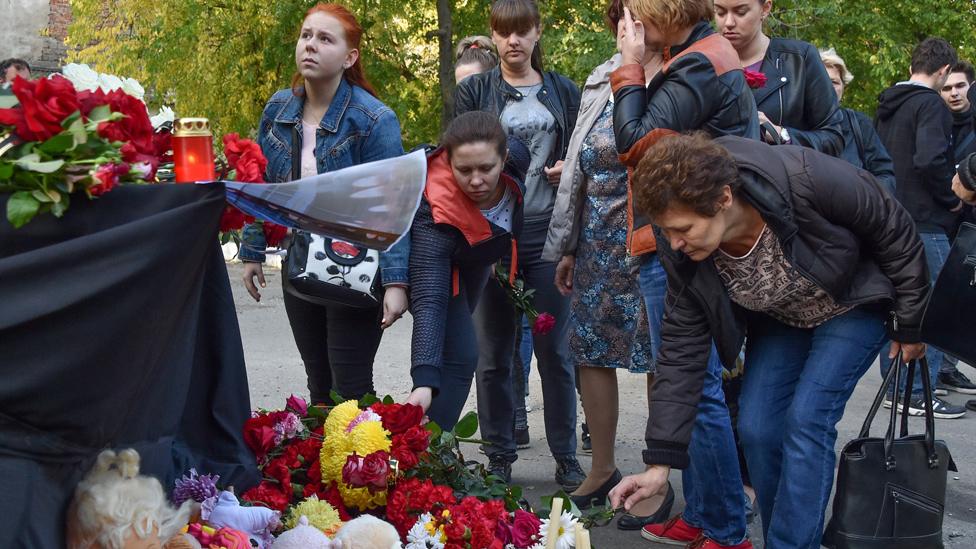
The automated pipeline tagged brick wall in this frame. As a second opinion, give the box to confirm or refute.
[0,0,72,77]
[38,0,72,74]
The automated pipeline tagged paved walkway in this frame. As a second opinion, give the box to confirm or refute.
[231,264,976,548]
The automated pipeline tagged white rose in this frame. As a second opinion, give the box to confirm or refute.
[150,106,175,129]
[98,73,124,93]
[61,63,100,92]
[121,77,145,101]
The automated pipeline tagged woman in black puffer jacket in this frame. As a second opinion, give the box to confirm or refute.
[715,0,844,155]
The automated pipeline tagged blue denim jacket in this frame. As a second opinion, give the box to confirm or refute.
[240,78,409,286]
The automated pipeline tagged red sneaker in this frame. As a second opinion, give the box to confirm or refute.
[641,515,702,546]
[687,534,755,549]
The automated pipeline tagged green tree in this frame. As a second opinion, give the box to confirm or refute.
[66,1,976,147]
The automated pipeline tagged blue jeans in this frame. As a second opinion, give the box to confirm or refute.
[426,274,485,431]
[880,231,947,396]
[739,306,886,549]
[640,255,747,545]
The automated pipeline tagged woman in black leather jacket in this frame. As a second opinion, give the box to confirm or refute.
[715,0,844,155]
[453,0,586,491]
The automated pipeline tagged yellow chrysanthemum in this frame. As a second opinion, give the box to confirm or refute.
[324,400,362,440]
[348,420,391,456]
[320,446,350,483]
[339,484,388,511]
[284,496,343,536]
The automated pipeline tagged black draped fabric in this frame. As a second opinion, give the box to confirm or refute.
[0,184,259,548]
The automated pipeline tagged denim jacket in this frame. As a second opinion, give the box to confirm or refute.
[240,78,409,286]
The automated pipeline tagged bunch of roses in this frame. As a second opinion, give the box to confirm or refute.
[241,396,353,519]
[318,400,429,512]
[386,478,457,539]
[0,74,167,227]
[216,133,286,246]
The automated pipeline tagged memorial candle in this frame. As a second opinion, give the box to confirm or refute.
[172,118,215,183]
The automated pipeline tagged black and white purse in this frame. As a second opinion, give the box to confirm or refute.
[283,231,381,308]
[281,125,382,308]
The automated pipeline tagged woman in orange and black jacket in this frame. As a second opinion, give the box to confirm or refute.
[405,112,529,430]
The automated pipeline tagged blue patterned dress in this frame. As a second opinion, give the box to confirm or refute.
[569,100,652,372]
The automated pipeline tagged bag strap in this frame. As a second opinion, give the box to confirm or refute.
[291,124,301,181]
[859,352,900,440]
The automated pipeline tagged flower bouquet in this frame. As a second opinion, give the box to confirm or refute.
[0,73,164,227]
[184,394,609,548]
[493,263,556,336]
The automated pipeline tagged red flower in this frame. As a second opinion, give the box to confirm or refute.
[532,312,556,336]
[744,69,767,90]
[370,403,425,435]
[77,88,108,117]
[265,456,292,492]
[511,510,541,549]
[220,205,249,233]
[391,444,419,471]
[342,454,366,487]
[223,133,246,167]
[243,414,278,461]
[398,425,432,452]
[343,451,390,492]
[93,89,158,179]
[318,482,352,521]
[285,394,308,416]
[0,75,80,142]
[224,134,267,183]
[241,483,290,513]
[90,162,129,196]
[263,222,288,248]
[152,130,172,162]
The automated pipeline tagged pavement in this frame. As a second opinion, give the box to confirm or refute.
[230,263,976,548]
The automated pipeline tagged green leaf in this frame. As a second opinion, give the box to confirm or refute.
[38,133,74,154]
[0,162,13,181]
[358,393,380,407]
[67,117,88,148]
[425,421,443,439]
[382,395,395,405]
[15,153,64,174]
[31,190,53,203]
[452,411,479,439]
[51,194,69,217]
[329,390,347,405]
[88,105,112,123]
[0,95,18,109]
[6,191,40,229]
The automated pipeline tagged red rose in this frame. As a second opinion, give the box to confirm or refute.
[97,89,154,153]
[532,312,556,336]
[391,444,419,471]
[744,69,767,90]
[241,483,290,513]
[89,162,129,196]
[511,510,541,549]
[0,75,80,142]
[341,454,366,487]
[223,133,246,167]
[285,394,308,416]
[494,520,513,546]
[243,414,277,461]
[263,222,288,248]
[77,88,108,117]
[235,145,267,183]
[152,130,173,162]
[398,425,432,453]
[377,403,425,434]
[220,205,248,233]
[265,457,292,492]
[360,451,391,492]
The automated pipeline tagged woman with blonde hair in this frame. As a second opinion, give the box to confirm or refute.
[819,47,896,192]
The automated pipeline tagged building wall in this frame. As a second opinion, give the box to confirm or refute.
[1,0,71,75]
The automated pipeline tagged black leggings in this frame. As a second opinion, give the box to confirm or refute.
[282,282,383,404]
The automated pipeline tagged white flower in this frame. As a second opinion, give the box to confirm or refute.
[121,77,145,101]
[150,106,175,129]
[405,514,444,549]
[98,73,124,93]
[61,63,100,92]
[538,511,578,549]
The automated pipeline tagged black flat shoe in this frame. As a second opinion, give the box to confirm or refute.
[616,481,675,530]
[570,469,622,510]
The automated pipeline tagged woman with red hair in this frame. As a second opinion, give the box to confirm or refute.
[240,3,409,405]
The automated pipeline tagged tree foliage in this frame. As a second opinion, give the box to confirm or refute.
[67,0,976,148]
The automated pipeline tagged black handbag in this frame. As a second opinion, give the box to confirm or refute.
[822,355,955,549]
[281,125,382,308]
[920,221,976,365]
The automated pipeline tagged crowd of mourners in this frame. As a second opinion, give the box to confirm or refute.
[7,0,970,547]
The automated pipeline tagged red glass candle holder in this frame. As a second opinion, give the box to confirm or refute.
[173,118,215,183]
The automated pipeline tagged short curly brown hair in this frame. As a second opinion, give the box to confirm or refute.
[633,132,741,219]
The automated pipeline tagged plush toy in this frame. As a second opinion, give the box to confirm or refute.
[271,516,334,549]
[66,449,193,549]
[332,515,402,549]
[185,523,252,549]
[201,490,280,548]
